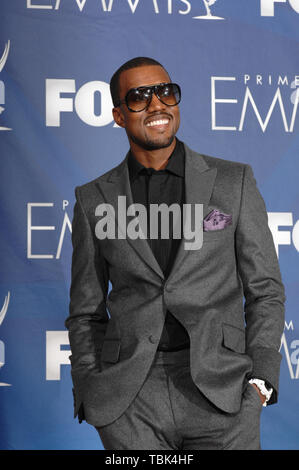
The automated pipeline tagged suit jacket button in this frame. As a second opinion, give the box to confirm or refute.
[149,335,157,343]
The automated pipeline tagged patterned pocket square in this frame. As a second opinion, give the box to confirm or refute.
[203,209,232,232]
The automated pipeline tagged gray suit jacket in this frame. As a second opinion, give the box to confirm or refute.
[65,142,286,427]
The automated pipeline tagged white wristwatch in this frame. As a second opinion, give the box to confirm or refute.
[249,378,273,407]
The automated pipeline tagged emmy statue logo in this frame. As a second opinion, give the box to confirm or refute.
[0,291,11,387]
[193,0,225,20]
[0,40,12,132]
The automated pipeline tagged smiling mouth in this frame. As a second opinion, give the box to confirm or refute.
[145,118,170,127]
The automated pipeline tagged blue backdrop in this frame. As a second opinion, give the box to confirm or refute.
[0,0,298,450]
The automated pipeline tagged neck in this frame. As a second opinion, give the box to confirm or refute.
[129,138,177,170]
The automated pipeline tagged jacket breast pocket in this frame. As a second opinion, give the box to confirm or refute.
[222,322,245,354]
[101,339,121,363]
[202,225,234,244]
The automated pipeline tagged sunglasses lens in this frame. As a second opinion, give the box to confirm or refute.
[125,83,181,111]
[126,88,151,111]
[157,83,181,106]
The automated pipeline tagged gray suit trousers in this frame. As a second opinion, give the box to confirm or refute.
[95,348,262,450]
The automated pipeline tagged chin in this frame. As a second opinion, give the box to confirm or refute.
[134,134,175,151]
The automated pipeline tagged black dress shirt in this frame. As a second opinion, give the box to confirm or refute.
[127,138,190,351]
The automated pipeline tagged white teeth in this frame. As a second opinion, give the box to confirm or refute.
[146,119,169,127]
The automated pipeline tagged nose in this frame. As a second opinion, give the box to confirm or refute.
[146,90,166,112]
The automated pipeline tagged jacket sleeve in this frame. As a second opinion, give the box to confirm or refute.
[235,164,286,405]
[65,185,110,421]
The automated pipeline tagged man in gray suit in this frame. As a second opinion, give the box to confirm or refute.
[65,57,286,450]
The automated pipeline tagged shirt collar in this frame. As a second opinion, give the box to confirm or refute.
[128,138,185,182]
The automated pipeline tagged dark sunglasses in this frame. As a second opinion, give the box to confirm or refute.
[116,82,181,112]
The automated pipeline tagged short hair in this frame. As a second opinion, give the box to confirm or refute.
[110,57,170,107]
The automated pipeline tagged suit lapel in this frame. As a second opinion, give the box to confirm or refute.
[96,142,217,281]
[165,143,217,280]
[96,152,165,279]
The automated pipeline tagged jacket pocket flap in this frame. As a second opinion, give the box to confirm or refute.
[222,323,245,354]
[101,340,121,363]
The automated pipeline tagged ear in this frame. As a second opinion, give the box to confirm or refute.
[112,107,125,128]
